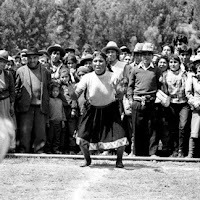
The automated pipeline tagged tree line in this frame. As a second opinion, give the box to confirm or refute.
[0,0,200,55]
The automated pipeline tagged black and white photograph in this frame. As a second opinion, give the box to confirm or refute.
[0,0,200,199]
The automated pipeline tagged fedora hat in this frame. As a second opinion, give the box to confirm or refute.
[102,41,121,54]
[23,47,43,57]
[79,54,93,66]
[47,44,65,57]
[0,50,9,62]
[141,42,154,53]
[133,43,144,53]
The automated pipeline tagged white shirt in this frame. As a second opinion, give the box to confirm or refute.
[75,71,118,106]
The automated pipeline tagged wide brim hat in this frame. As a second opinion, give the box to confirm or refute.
[133,43,144,53]
[79,54,93,66]
[23,47,43,57]
[47,44,65,57]
[0,50,9,62]
[102,41,121,54]
[141,42,154,53]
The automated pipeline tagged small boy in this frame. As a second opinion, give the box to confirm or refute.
[45,82,66,154]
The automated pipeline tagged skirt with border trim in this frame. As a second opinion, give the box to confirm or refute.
[76,101,128,150]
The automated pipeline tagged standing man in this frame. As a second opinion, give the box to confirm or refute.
[15,47,51,153]
[123,43,144,81]
[102,41,127,77]
[127,43,161,157]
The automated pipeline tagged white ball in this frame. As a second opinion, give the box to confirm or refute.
[0,118,15,163]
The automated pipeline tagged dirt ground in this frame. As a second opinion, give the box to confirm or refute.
[0,157,200,200]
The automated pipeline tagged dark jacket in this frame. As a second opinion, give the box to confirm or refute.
[0,70,15,102]
[15,64,51,114]
[59,84,78,118]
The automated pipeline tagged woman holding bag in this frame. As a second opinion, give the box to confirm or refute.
[162,55,190,158]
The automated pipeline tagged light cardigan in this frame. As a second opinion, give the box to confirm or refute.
[75,71,118,106]
[185,72,200,102]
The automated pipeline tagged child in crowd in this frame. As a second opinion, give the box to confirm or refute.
[64,55,79,83]
[76,66,90,116]
[79,54,93,72]
[59,68,79,154]
[121,78,133,156]
[45,82,66,154]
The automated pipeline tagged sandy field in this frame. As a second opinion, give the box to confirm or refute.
[0,157,200,200]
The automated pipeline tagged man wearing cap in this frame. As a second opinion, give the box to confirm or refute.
[123,43,144,80]
[47,44,66,80]
[127,42,162,157]
[15,47,51,153]
[102,41,127,77]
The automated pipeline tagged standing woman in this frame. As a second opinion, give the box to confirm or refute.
[69,52,128,168]
[155,56,171,156]
[162,55,190,157]
[185,57,200,158]
[0,50,16,151]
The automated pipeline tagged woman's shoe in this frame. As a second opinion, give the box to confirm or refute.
[116,161,124,168]
[80,159,91,167]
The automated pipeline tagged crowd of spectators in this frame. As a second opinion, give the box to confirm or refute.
[1,34,200,161]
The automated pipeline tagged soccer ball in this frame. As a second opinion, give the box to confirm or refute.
[0,118,15,163]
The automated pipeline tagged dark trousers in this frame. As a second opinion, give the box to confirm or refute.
[18,105,46,153]
[60,117,78,152]
[131,100,157,156]
[166,103,190,154]
[154,104,171,153]
[45,121,62,153]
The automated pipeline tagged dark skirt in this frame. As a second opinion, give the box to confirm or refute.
[76,101,128,150]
